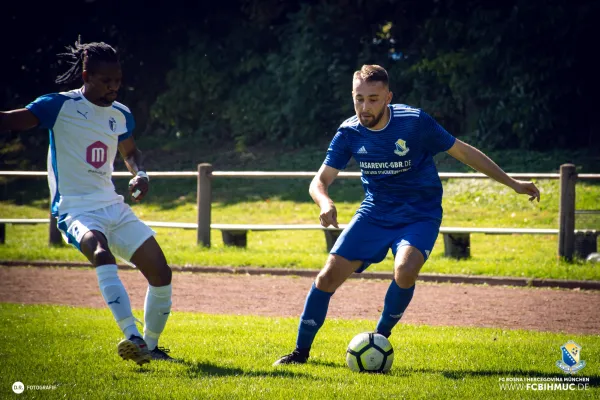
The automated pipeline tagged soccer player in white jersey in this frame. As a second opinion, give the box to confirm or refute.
[0,40,174,365]
[274,65,541,365]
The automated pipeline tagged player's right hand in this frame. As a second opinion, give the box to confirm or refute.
[512,180,541,202]
[128,175,149,202]
[319,203,339,228]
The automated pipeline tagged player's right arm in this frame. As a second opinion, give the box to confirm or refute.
[310,164,341,228]
[314,127,352,228]
[0,109,40,133]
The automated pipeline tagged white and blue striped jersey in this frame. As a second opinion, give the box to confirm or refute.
[26,89,134,217]
[324,104,456,225]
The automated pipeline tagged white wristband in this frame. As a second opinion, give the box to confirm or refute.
[137,171,149,182]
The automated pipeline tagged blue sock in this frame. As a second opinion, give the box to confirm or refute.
[295,283,334,351]
[376,281,415,337]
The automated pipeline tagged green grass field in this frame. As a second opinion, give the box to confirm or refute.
[2,150,599,399]
[1,178,599,280]
[1,303,598,399]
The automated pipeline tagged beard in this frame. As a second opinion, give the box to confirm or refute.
[100,93,118,105]
[359,107,386,128]
[97,97,114,106]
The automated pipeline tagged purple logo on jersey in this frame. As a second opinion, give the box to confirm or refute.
[109,117,117,132]
[86,141,108,169]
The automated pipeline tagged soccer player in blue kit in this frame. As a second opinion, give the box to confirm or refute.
[274,65,540,365]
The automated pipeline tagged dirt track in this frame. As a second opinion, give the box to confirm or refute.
[1,266,599,335]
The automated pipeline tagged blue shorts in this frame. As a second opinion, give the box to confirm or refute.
[330,214,440,273]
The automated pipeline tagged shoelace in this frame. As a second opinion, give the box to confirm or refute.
[155,347,170,354]
[286,351,301,360]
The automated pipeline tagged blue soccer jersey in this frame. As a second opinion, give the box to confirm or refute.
[324,104,456,226]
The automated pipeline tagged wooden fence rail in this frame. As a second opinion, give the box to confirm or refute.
[3,170,600,179]
[1,164,599,260]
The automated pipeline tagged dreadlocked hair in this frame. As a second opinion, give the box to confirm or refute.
[55,36,119,84]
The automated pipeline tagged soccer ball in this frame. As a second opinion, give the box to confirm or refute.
[346,332,394,373]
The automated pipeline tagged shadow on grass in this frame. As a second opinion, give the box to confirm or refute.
[182,360,316,379]
[1,174,367,210]
[308,359,346,369]
[115,176,366,208]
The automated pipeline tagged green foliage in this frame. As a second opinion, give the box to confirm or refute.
[383,1,597,149]
[149,0,598,150]
[2,1,597,170]
[151,2,362,148]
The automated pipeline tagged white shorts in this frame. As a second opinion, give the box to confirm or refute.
[57,202,155,261]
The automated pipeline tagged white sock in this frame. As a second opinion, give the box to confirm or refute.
[143,284,172,351]
[96,264,140,339]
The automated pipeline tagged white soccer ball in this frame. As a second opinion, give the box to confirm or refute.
[346,332,394,373]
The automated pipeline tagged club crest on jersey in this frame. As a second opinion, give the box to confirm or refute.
[394,139,409,156]
[109,117,117,132]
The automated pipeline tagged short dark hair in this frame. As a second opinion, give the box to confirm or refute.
[353,65,389,86]
[55,36,119,84]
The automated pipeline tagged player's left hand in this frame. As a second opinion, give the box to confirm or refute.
[512,180,540,202]
[128,175,149,202]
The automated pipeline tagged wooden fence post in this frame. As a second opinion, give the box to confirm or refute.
[324,230,342,252]
[197,163,213,247]
[558,164,577,260]
[443,233,471,259]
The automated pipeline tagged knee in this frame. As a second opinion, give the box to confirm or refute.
[161,265,172,286]
[315,255,358,293]
[315,270,337,292]
[394,265,418,288]
[92,248,116,267]
[150,264,172,287]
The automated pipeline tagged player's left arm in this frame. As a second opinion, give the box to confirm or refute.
[446,139,540,202]
[118,136,149,202]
